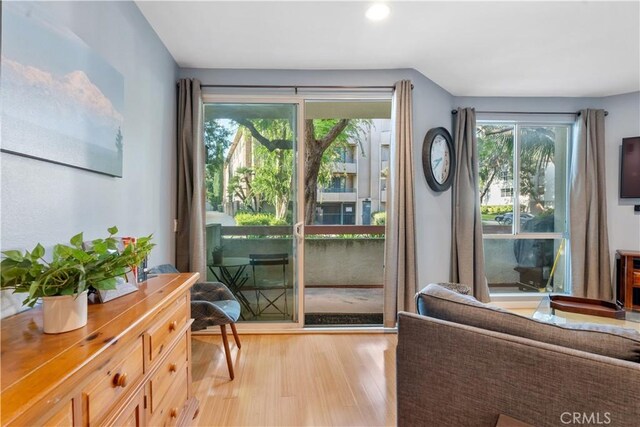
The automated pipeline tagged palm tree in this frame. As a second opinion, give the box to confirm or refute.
[477,125,557,210]
[519,127,556,211]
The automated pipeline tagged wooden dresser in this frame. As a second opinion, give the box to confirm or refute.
[1,272,199,426]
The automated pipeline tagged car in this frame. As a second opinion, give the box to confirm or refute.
[495,212,534,225]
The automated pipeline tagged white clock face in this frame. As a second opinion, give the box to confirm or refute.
[430,135,450,184]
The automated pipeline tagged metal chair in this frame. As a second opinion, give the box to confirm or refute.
[248,253,290,318]
[148,264,241,380]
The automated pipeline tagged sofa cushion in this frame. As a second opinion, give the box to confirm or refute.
[416,283,640,363]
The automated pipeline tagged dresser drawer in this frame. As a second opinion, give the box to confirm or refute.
[148,295,188,362]
[149,333,188,412]
[149,365,188,427]
[83,337,144,426]
[106,388,145,427]
[42,401,73,427]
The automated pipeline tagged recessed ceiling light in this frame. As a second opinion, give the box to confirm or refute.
[366,3,390,22]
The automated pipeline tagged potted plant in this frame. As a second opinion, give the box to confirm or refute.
[0,226,154,334]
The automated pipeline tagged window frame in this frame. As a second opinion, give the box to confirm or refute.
[478,119,573,296]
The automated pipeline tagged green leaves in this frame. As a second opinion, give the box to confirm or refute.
[31,244,45,260]
[91,241,108,254]
[70,232,84,248]
[96,277,118,290]
[28,280,40,300]
[0,227,154,307]
[2,250,24,262]
[107,226,118,235]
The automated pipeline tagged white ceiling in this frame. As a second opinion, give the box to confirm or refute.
[136,1,640,97]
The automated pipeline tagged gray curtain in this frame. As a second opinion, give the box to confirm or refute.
[176,79,206,278]
[569,109,612,300]
[451,108,490,302]
[383,80,417,327]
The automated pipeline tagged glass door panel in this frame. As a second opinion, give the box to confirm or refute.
[203,103,298,323]
[302,99,391,327]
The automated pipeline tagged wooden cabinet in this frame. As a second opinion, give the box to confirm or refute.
[83,337,145,425]
[107,389,146,427]
[149,334,188,413]
[616,250,640,311]
[0,273,199,427]
[42,402,74,427]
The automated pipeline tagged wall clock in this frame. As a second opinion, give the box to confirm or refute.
[422,127,455,192]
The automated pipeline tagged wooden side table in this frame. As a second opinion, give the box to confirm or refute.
[616,250,640,311]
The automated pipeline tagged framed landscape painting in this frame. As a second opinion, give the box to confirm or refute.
[1,2,125,177]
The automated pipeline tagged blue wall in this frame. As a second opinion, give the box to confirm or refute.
[1,1,179,316]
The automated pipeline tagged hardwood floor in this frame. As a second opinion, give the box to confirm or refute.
[191,333,397,426]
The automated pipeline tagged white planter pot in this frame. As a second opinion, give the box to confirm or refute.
[42,290,88,334]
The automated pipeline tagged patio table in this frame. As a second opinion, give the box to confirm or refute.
[208,257,255,319]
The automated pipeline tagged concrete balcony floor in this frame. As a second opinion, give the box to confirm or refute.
[305,288,383,313]
[235,288,383,324]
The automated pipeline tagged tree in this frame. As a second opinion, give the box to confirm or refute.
[204,120,233,209]
[477,125,557,210]
[227,114,364,224]
[227,167,259,212]
[477,125,513,204]
[519,127,556,211]
[303,119,351,224]
[115,127,123,154]
[251,144,293,220]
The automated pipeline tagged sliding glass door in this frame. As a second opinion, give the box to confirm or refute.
[302,99,392,327]
[202,102,299,324]
[202,95,393,329]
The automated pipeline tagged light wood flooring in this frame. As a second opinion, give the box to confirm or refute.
[190,333,397,427]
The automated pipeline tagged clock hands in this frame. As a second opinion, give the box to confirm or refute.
[423,127,454,192]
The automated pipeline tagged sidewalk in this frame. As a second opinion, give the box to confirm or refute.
[206,210,236,226]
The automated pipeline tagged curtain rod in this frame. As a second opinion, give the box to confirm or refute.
[176,82,413,92]
[451,110,608,116]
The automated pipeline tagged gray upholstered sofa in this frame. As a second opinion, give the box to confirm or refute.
[397,284,640,427]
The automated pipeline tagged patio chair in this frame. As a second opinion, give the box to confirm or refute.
[148,264,241,380]
[248,253,290,318]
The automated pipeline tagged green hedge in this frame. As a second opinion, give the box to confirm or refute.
[480,205,514,216]
[234,212,287,226]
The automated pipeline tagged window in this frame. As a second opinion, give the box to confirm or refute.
[478,122,571,294]
[500,187,514,198]
[498,170,511,182]
[381,145,390,162]
[329,176,347,192]
[336,147,355,163]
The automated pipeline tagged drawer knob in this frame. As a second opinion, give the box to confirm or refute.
[169,363,177,373]
[170,408,178,419]
[113,372,128,388]
[169,320,178,332]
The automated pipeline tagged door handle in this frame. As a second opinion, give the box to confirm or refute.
[294,221,304,239]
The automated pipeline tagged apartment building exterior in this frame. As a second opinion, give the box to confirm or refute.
[222,119,391,225]
[315,119,391,225]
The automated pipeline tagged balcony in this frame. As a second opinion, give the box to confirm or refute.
[330,161,357,174]
[206,224,385,325]
[317,187,357,202]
